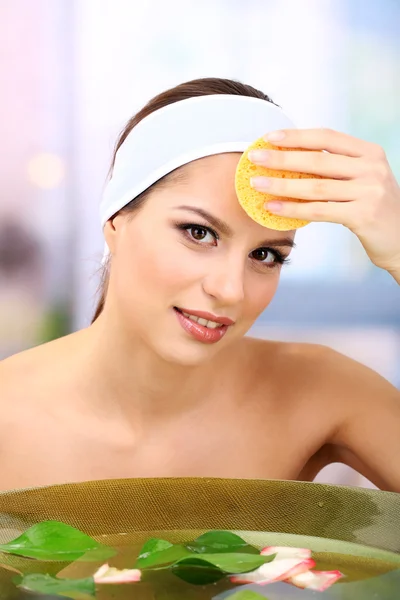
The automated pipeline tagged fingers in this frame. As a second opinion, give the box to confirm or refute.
[248,149,365,179]
[264,128,385,159]
[246,127,391,232]
[250,176,362,202]
[265,199,357,227]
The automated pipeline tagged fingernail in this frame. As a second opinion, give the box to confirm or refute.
[265,201,283,213]
[250,177,272,190]
[248,150,271,164]
[264,131,286,142]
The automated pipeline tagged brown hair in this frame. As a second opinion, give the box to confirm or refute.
[92,77,278,323]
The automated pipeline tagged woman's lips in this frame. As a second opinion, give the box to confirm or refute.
[173,308,230,344]
[176,307,235,326]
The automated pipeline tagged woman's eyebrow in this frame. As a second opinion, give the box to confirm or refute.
[174,205,233,236]
[174,205,296,248]
[259,237,296,249]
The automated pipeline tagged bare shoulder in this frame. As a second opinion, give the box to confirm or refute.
[0,344,42,396]
[1,336,62,378]
[241,337,400,490]
[238,336,351,389]
[285,339,399,401]
[0,343,52,440]
[234,338,346,473]
[239,335,400,427]
[243,335,397,390]
[0,331,85,408]
[234,336,348,417]
[297,341,400,491]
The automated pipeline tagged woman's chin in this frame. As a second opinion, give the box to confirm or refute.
[155,339,223,367]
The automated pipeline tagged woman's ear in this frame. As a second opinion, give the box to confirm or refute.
[103,215,123,255]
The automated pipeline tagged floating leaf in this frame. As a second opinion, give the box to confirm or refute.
[135,540,191,569]
[136,532,260,570]
[137,538,174,560]
[16,565,142,599]
[186,531,258,555]
[0,521,114,561]
[136,533,276,580]
[16,573,95,600]
[173,551,276,575]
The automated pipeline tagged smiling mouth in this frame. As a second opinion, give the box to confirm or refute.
[173,307,232,344]
[174,307,235,327]
[174,308,223,329]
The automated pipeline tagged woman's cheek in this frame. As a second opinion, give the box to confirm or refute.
[136,242,204,291]
[160,251,205,289]
[245,274,281,320]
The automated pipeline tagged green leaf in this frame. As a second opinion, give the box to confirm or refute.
[172,551,276,574]
[135,541,192,569]
[136,531,259,570]
[228,591,269,600]
[0,521,114,561]
[16,573,95,600]
[135,532,276,576]
[137,538,174,560]
[186,531,258,555]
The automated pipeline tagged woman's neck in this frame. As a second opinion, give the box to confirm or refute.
[76,312,227,423]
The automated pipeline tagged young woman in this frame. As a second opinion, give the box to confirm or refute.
[1,78,399,492]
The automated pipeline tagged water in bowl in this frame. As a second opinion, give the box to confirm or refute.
[1,529,400,599]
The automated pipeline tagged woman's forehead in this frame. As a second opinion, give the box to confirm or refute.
[147,155,296,243]
[164,154,242,202]
[185,152,242,179]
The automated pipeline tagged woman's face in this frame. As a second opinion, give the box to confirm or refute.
[104,153,295,365]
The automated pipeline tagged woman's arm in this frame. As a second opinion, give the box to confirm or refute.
[322,347,400,492]
[249,128,400,488]
[389,266,400,285]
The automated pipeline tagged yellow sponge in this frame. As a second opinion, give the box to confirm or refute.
[235,137,323,231]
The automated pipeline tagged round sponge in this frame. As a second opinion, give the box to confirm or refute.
[235,137,323,231]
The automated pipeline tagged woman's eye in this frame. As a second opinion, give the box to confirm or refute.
[187,226,216,244]
[251,248,276,263]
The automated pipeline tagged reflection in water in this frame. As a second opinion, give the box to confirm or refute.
[217,569,400,600]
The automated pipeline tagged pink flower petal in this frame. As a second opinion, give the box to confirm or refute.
[93,564,109,579]
[230,558,315,585]
[93,564,141,584]
[260,546,312,560]
[289,569,343,591]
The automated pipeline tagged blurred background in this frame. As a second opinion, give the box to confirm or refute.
[1,0,399,487]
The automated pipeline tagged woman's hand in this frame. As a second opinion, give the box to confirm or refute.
[249,128,400,282]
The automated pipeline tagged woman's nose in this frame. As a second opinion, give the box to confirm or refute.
[202,257,245,306]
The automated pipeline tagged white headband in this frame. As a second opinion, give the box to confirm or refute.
[100,94,296,255]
